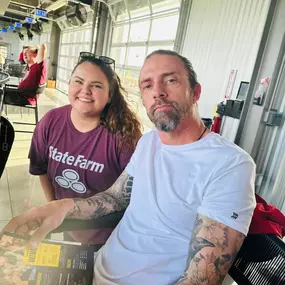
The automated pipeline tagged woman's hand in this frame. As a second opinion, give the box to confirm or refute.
[0,199,74,247]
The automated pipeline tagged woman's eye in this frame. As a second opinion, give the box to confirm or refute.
[94,84,102,89]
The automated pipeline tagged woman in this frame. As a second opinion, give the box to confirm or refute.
[28,55,141,245]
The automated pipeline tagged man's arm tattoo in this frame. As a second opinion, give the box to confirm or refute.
[67,171,133,220]
[176,215,245,285]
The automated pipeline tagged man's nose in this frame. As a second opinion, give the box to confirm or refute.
[153,82,167,99]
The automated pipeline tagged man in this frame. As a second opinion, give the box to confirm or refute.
[4,43,47,106]
[19,46,28,65]
[1,50,256,285]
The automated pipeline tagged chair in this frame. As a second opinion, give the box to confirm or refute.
[229,234,285,285]
[52,213,285,284]
[6,63,27,78]
[0,115,15,178]
[3,83,46,133]
[0,71,14,178]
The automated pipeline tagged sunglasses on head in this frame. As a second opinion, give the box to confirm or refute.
[78,52,115,70]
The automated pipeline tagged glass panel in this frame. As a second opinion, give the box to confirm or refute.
[110,47,126,65]
[151,0,180,13]
[126,46,146,67]
[147,45,174,55]
[121,69,140,90]
[69,32,75,43]
[112,25,129,43]
[129,20,150,42]
[116,1,129,21]
[116,67,125,81]
[128,0,150,18]
[84,29,91,42]
[150,15,179,41]
[62,33,68,43]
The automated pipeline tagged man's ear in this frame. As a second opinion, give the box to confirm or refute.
[193,83,202,104]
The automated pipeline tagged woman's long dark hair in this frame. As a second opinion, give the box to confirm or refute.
[71,58,142,150]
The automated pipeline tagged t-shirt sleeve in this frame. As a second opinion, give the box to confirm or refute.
[28,114,50,175]
[197,154,256,235]
[125,136,144,177]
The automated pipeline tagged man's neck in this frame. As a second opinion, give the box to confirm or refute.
[70,108,101,133]
[158,116,210,146]
[28,60,36,67]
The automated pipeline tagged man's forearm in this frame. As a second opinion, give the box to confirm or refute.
[67,171,133,220]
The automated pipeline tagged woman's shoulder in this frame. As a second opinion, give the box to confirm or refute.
[40,104,71,125]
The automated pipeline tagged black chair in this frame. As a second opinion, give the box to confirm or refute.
[0,71,15,178]
[52,213,285,285]
[3,83,46,133]
[6,63,27,78]
[229,234,285,285]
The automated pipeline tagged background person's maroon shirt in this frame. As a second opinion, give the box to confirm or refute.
[18,60,47,105]
[29,105,135,244]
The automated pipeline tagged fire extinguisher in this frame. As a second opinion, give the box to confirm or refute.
[211,114,222,134]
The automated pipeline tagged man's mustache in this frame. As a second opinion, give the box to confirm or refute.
[150,99,176,112]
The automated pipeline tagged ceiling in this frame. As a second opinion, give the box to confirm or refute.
[0,0,176,26]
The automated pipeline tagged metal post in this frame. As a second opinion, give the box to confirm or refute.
[96,3,109,56]
[89,0,98,53]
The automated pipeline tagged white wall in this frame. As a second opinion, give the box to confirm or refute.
[181,0,270,118]
[239,0,285,155]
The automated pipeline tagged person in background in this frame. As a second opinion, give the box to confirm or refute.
[28,54,142,245]
[1,50,256,285]
[18,46,28,65]
[4,43,47,106]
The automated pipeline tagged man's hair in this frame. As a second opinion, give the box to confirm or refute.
[24,46,38,54]
[145,50,199,88]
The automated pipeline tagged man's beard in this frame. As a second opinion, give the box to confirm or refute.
[147,98,192,132]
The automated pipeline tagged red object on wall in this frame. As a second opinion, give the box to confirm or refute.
[19,51,24,62]
[211,115,222,134]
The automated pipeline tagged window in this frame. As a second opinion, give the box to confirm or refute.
[126,47,146,67]
[0,46,8,59]
[129,21,150,42]
[110,47,126,65]
[56,22,96,94]
[150,15,179,41]
[112,25,129,43]
[108,0,180,133]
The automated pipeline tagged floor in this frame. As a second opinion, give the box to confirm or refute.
[0,88,69,230]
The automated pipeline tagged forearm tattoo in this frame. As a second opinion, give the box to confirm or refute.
[67,171,133,220]
[176,215,245,285]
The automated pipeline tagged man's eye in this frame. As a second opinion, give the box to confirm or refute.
[75,80,83,84]
[166,78,176,84]
[144,85,151,90]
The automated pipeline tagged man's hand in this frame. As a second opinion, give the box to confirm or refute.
[0,171,133,246]
[0,199,74,247]
[36,43,47,63]
[176,215,245,285]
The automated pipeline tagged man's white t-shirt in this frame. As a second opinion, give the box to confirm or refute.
[93,131,256,285]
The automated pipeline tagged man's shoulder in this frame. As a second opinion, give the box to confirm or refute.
[137,130,158,145]
[207,133,255,168]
